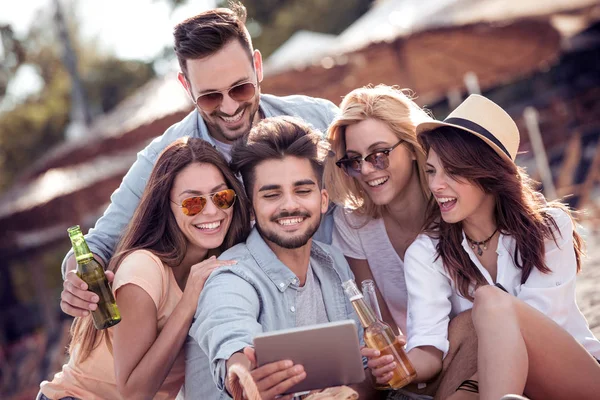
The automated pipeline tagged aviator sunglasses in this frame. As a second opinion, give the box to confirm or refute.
[193,80,257,112]
[335,140,405,178]
[171,189,237,217]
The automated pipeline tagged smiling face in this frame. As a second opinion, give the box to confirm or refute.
[425,149,493,224]
[170,162,234,256]
[179,40,263,144]
[344,118,417,206]
[251,156,329,250]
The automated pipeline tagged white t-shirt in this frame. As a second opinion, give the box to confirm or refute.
[332,206,409,334]
[404,207,600,359]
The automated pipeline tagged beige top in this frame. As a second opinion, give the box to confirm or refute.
[40,250,185,400]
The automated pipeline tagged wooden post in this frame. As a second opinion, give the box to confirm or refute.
[523,107,558,200]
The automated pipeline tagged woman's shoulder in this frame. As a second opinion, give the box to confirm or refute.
[405,233,439,261]
[333,206,379,230]
[543,206,574,236]
[116,249,166,277]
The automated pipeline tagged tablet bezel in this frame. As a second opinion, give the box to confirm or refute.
[253,319,365,394]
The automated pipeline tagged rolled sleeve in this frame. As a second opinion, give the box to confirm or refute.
[404,236,453,358]
[190,269,263,391]
[517,208,577,326]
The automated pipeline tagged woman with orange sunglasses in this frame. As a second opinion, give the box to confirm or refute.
[38,138,251,399]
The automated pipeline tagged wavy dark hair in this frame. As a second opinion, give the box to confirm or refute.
[70,137,251,361]
[419,126,584,300]
[174,2,253,79]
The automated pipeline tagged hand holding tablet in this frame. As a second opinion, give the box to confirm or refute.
[253,320,366,395]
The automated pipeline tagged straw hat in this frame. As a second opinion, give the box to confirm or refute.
[416,94,520,164]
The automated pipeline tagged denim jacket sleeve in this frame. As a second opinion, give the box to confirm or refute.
[60,113,198,277]
[190,268,263,392]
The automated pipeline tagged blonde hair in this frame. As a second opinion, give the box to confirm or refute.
[324,85,433,218]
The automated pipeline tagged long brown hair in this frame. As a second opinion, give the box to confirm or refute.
[419,127,584,300]
[70,137,251,361]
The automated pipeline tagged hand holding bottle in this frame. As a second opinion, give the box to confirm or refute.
[61,265,115,317]
[361,334,407,385]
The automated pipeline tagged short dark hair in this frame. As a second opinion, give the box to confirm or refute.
[230,116,330,200]
[174,2,253,79]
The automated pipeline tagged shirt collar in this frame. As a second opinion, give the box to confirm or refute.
[245,228,336,292]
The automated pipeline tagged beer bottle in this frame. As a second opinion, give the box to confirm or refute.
[343,279,416,389]
[67,225,121,330]
[361,279,383,321]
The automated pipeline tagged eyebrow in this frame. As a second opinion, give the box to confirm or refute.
[258,179,316,192]
[179,182,227,197]
[346,141,394,155]
[196,77,251,96]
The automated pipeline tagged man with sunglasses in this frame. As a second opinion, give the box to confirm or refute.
[59,3,338,318]
[186,116,376,399]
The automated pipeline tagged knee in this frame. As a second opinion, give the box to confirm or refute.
[447,309,476,351]
[472,285,514,328]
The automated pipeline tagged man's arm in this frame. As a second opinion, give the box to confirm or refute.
[60,136,168,317]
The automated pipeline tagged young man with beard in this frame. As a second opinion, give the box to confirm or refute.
[186,117,377,399]
[59,3,338,318]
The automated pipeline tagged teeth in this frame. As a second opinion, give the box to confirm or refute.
[437,197,456,204]
[221,110,244,123]
[195,221,221,230]
[367,177,388,187]
[278,217,303,226]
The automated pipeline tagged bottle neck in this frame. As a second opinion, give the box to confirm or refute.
[69,234,94,263]
[350,295,377,328]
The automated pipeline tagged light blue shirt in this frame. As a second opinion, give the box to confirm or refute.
[61,94,338,275]
[184,228,363,399]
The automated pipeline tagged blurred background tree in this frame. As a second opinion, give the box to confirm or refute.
[218,0,374,57]
[0,2,155,193]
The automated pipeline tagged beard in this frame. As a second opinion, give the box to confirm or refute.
[255,210,322,250]
[202,93,261,143]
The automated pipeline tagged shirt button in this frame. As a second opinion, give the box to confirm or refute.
[279,282,285,288]
[290,306,296,313]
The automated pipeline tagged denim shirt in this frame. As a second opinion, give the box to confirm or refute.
[184,228,363,400]
[61,94,338,276]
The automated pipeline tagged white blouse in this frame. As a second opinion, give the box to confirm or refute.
[404,207,600,359]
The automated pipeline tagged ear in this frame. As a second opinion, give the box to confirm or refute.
[320,188,330,214]
[253,50,263,83]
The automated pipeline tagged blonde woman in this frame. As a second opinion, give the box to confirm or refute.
[324,85,477,399]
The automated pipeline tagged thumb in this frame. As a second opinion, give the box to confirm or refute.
[243,346,257,369]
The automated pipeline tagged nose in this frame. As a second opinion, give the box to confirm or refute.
[219,93,240,116]
[428,171,447,193]
[280,192,300,212]
[359,159,377,175]
[201,197,220,216]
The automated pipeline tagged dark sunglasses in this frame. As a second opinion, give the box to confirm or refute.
[194,81,257,112]
[172,189,237,216]
[335,140,404,178]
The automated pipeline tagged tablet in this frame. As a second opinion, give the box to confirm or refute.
[253,320,365,395]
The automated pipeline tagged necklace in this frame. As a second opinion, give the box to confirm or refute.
[465,228,498,256]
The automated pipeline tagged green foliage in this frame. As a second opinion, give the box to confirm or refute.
[218,0,374,57]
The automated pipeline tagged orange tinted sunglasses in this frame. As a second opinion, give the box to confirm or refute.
[172,189,237,216]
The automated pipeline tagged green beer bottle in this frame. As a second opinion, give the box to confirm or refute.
[67,225,121,330]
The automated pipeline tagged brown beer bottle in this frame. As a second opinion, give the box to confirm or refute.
[342,279,416,389]
[68,225,121,330]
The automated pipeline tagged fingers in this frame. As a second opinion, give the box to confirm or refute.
[361,347,380,358]
[251,361,306,399]
[396,334,407,346]
[60,271,100,317]
[243,347,257,369]
[105,270,115,283]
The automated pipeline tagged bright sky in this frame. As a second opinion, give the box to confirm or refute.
[0,0,216,108]
[2,0,216,60]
